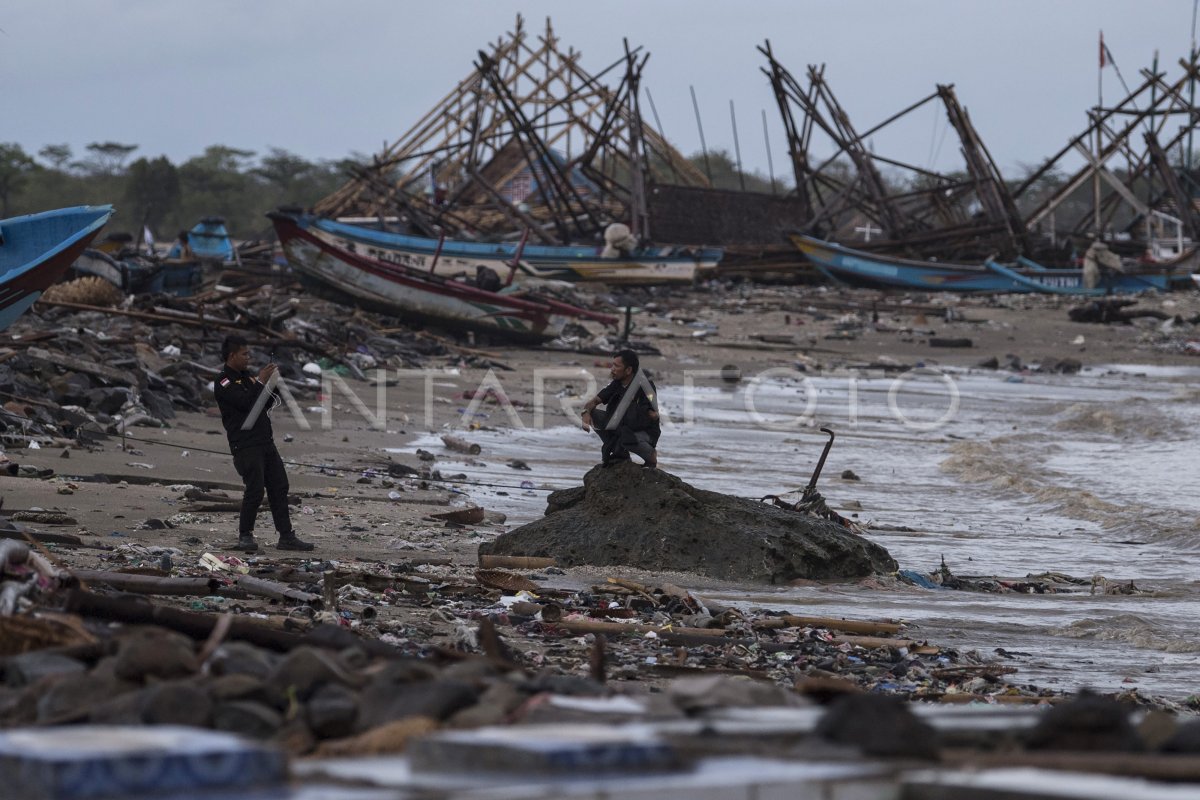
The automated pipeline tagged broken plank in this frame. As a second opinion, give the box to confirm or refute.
[26,347,130,385]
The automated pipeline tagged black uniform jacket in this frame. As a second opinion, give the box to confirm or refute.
[214,365,278,452]
[597,377,660,444]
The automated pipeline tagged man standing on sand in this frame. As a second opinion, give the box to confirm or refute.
[214,335,314,553]
[580,349,660,468]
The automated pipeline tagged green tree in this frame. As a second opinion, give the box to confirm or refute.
[125,156,181,234]
[0,143,36,216]
[75,141,139,177]
[253,148,315,196]
[37,143,73,171]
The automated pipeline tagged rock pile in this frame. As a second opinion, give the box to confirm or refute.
[479,462,897,583]
[0,291,457,446]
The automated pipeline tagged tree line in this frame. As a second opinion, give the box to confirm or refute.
[0,141,357,241]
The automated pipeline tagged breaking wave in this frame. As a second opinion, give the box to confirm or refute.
[939,440,1123,523]
[1049,614,1200,654]
[1052,400,1177,440]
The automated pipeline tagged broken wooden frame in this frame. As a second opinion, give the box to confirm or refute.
[315,16,708,245]
[1014,53,1200,249]
[760,40,1028,259]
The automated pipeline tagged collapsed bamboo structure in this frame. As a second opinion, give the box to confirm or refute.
[761,41,1028,261]
[315,16,708,246]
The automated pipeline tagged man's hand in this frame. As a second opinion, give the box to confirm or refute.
[580,409,593,432]
[257,363,278,384]
[647,409,659,421]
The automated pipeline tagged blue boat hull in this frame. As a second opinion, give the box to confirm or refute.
[792,235,1170,294]
[296,215,722,284]
[0,206,114,331]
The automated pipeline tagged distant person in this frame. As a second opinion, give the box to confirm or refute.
[580,348,660,468]
[474,265,502,292]
[174,231,194,261]
[214,335,314,552]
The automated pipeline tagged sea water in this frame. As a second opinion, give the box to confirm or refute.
[405,365,1200,699]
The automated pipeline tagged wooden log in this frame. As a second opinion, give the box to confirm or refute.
[0,528,85,547]
[752,615,904,636]
[830,634,919,650]
[440,434,481,455]
[477,555,555,569]
[26,346,131,385]
[232,574,322,606]
[69,570,221,597]
[554,619,727,639]
[63,589,313,652]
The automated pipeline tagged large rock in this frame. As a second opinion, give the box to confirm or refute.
[478,462,895,583]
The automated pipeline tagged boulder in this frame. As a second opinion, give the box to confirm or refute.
[478,462,895,583]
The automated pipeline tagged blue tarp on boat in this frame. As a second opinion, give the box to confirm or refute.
[169,217,233,261]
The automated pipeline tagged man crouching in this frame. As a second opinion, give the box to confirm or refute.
[580,348,660,468]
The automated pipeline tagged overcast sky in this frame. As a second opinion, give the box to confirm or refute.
[3,1,1196,181]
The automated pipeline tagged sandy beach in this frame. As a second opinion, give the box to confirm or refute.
[5,283,1200,698]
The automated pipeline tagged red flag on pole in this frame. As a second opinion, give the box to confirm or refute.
[1099,31,1115,68]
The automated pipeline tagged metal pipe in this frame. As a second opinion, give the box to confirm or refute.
[804,427,836,496]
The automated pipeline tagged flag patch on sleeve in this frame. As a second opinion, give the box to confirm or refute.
[219,378,230,386]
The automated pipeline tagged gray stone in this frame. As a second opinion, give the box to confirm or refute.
[4,652,87,688]
[356,679,477,732]
[114,630,197,682]
[306,683,359,739]
[1161,719,1200,753]
[269,646,359,700]
[87,386,132,415]
[208,642,276,680]
[36,671,136,723]
[141,389,176,420]
[817,693,937,758]
[139,682,213,727]
[445,681,523,728]
[206,674,274,704]
[1025,692,1142,752]
[213,700,283,739]
[479,462,896,583]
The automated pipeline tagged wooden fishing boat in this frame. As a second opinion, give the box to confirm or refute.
[0,206,114,331]
[791,234,1172,294]
[289,212,722,285]
[268,211,617,342]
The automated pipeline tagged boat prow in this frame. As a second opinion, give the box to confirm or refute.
[0,206,114,331]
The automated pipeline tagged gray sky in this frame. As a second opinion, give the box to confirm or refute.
[3,1,1195,181]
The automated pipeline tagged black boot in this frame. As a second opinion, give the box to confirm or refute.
[235,533,259,553]
[275,531,314,551]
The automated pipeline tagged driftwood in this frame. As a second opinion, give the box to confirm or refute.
[1068,299,1173,324]
[477,555,556,569]
[62,589,406,658]
[752,614,903,636]
[69,570,222,597]
[63,589,305,652]
[440,434,481,455]
[25,346,131,385]
[68,569,319,606]
[554,619,727,639]
[232,574,321,606]
[0,528,85,547]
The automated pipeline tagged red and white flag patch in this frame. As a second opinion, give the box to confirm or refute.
[219,378,230,386]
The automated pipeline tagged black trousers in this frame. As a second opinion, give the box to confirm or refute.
[590,407,655,463]
[232,443,293,537]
